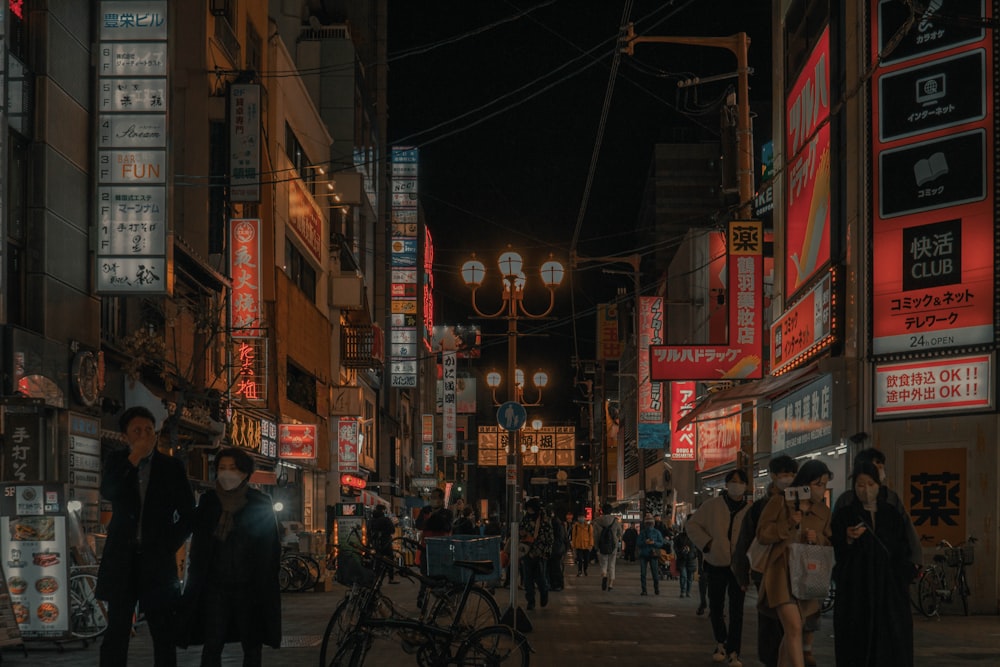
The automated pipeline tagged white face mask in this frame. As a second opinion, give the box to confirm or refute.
[217,469,246,491]
[726,482,746,499]
[773,475,793,490]
[859,485,879,506]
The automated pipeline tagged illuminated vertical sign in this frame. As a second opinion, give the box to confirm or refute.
[785,26,831,297]
[639,297,663,423]
[442,351,457,456]
[230,84,261,203]
[95,1,169,294]
[870,0,994,356]
[230,218,262,336]
[232,338,267,403]
[650,221,764,380]
[670,381,696,461]
[337,418,359,473]
[423,226,435,351]
[390,147,419,388]
[422,414,434,443]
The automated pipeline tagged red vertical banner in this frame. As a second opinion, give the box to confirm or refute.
[596,303,622,361]
[230,218,261,337]
[785,26,831,297]
[639,296,664,423]
[670,381,696,461]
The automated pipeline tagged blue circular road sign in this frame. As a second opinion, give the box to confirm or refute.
[497,401,527,432]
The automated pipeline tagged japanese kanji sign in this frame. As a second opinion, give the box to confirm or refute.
[785,26,831,297]
[903,447,966,548]
[279,424,317,460]
[441,351,457,456]
[230,84,261,203]
[874,354,992,418]
[338,419,359,473]
[230,218,262,337]
[650,221,763,380]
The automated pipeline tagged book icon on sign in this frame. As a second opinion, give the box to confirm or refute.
[913,152,948,186]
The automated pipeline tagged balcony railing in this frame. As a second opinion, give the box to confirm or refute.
[342,324,383,369]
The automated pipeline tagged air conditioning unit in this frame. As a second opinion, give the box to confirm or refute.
[330,274,364,309]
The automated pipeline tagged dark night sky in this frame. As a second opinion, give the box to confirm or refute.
[386,1,773,422]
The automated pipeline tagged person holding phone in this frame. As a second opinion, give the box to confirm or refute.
[755,460,832,667]
[830,461,913,666]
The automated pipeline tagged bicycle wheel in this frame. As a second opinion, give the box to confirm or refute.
[299,552,322,589]
[278,563,294,591]
[958,570,970,616]
[69,573,109,639]
[283,554,313,591]
[320,596,363,667]
[430,586,500,634]
[916,568,940,617]
[328,629,369,667]
[456,625,530,666]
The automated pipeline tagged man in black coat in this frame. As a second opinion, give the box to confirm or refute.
[96,406,195,666]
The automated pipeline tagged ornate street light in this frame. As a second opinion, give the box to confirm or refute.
[462,246,563,627]
[486,368,548,407]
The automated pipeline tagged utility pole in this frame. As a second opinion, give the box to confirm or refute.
[622,25,756,482]
[622,26,754,219]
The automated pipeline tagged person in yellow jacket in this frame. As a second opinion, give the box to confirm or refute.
[570,515,594,577]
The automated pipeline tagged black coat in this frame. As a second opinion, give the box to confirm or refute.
[180,487,282,649]
[96,448,194,610]
[831,494,914,667]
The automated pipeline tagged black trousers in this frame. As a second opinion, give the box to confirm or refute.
[547,551,565,589]
[101,589,176,666]
[521,555,548,606]
[201,585,263,667]
[704,562,746,656]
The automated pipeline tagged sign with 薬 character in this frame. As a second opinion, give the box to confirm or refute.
[903,447,966,548]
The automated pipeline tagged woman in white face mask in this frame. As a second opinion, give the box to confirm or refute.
[830,461,913,666]
[178,447,283,666]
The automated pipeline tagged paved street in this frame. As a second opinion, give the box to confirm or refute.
[2,558,998,665]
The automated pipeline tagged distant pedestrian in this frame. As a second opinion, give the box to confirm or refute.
[453,505,478,535]
[548,512,567,591]
[637,514,664,595]
[732,454,799,667]
[672,526,699,599]
[415,487,453,606]
[570,515,594,576]
[519,498,554,610]
[593,503,623,591]
[756,460,832,667]
[831,461,913,666]
[622,523,638,562]
[686,469,751,667]
[368,505,398,583]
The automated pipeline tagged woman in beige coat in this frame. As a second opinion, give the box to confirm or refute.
[756,460,833,667]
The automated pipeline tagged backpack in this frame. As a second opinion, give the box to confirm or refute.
[597,519,617,555]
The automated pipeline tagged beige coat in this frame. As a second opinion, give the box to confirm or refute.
[755,494,832,616]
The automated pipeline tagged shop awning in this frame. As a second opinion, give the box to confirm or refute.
[359,490,391,509]
[677,365,820,430]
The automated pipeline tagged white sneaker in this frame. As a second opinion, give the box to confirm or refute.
[712,644,726,663]
[727,652,743,667]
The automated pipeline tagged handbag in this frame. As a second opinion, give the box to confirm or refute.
[746,537,772,574]
[787,542,835,600]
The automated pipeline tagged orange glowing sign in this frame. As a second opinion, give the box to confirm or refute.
[230,218,261,337]
[279,423,317,460]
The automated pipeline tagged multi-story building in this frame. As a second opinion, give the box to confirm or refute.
[0,2,392,547]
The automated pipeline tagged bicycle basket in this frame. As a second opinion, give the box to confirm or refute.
[424,536,502,584]
[944,547,962,568]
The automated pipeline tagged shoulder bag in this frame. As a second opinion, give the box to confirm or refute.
[746,537,772,574]
[787,541,835,600]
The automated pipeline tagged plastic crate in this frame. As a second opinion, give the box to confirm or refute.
[424,535,502,584]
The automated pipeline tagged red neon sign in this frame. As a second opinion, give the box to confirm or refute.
[340,474,367,490]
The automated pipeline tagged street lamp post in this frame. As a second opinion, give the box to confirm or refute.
[463,249,563,627]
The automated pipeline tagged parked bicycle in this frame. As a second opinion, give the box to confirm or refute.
[68,565,109,642]
[280,547,323,592]
[320,530,514,666]
[914,536,977,617]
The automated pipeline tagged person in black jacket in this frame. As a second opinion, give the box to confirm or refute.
[96,406,195,667]
[368,505,398,583]
[181,447,282,666]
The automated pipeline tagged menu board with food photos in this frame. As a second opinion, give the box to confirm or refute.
[0,483,71,639]
[0,562,24,647]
